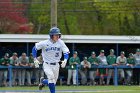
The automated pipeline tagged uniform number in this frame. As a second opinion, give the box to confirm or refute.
[55,52,59,57]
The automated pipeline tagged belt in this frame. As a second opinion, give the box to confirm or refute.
[46,62,56,65]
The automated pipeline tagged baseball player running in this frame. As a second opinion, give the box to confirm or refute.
[32,27,69,93]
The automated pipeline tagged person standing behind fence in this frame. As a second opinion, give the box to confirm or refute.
[126,53,135,85]
[10,52,19,86]
[79,57,91,85]
[88,51,99,85]
[116,51,127,85]
[36,53,44,85]
[0,53,10,86]
[98,50,108,85]
[133,48,140,85]
[27,53,34,85]
[106,49,117,85]
[67,51,80,86]
[18,53,29,86]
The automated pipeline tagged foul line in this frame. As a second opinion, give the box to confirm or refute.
[0,90,135,93]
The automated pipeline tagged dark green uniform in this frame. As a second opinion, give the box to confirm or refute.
[67,56,80,85]
[0,58,10,66]
[127,58,135,65]
[126,57,135,84]
[107,55,116,65]
[68,57,80,70]
[88,56,99,71]
[107,55,116,85]
[0,58,10,86]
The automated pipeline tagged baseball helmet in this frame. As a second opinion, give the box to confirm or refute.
[49,27,61,38]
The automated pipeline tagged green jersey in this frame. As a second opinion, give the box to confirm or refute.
[68,57,80,70]
[127,58,135,65]
[107,55,116,65]
[88,56,99,71]
[29,56,34,63]
[0,58,10,66]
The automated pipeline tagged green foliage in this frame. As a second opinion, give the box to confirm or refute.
[27,0,140,35]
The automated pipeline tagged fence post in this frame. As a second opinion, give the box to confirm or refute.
[8,65,12,87]
[114,66,118,86]
[76,64,79,86]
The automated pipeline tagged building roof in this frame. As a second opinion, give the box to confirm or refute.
[0,34,140,44]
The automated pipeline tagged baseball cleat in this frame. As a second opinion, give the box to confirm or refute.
[39,83,45,90]
[39,77,45,90]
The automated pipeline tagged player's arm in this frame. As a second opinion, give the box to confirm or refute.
[61,52,69,68]
[60,40,70,68]
[32,46,40,68]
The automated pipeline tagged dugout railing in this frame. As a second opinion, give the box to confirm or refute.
[0,65,140,87]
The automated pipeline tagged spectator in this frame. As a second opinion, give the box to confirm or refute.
[27,53,34,85]
[88,51,99,85]
[107,49,117,85]
[0,53,10,86]
[67,51,80,86]
[34,53,44,85]
[126,53,135,85]
[98,50,108,85]
[133,48,140,85]
[10,52,19,86]
[116,51,127,85]
[79,57,91,85]
[18,53,29,85]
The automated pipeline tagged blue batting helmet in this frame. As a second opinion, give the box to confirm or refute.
[49,27,61,38]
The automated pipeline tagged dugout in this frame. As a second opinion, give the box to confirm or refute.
[0,34,140,85]
[0,34,140,58]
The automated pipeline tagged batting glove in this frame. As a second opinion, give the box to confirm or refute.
[34,58,40,68]
[61,59,67,68]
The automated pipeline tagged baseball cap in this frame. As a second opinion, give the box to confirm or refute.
[110,49,114,53]
[83,57,87,60]
[13,52,17,56]
[100,50,105,53]
[129,53,133,57]
[73,51,78,55]
[91,51,96,55]
[136,48,140,52]
[5,53,9,57]
[120,51,125,55]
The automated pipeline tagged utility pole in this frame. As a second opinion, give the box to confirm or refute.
[51,0,57,27]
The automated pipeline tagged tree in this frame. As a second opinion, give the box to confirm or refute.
[0,0,32,34]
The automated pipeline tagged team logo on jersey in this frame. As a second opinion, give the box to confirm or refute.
[46,47,60,52]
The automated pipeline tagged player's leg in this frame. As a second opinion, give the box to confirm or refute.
[3,70,8,86]
[107,69,113,85]
[67,69,72,85]
[43,63,56,93]
[26,70,31,85]
[21,69,26,85]
[79,70,87,85]
[120,69,125,84]
[17,69,22,86]
[34,69,39,85]
[89,71,94,85]
[12,69,16,86]
[126,70,132,85]
[73,70,77,85]
[52,63,60,84]
[0,70,4,86]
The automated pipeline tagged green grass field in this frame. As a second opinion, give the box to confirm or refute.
[0,86,140,93]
